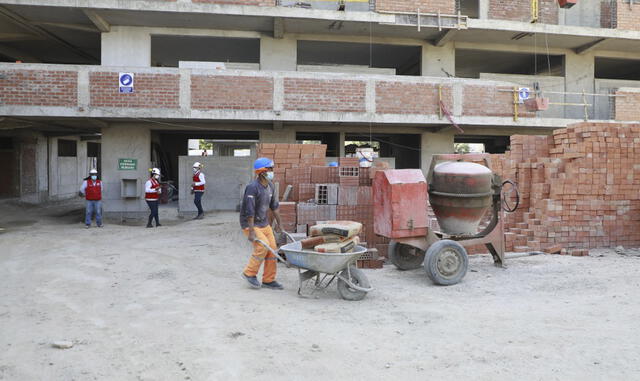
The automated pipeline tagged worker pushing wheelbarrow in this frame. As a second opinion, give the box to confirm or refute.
[255,223,374,301]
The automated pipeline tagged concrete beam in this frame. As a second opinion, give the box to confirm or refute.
[574,38,608,55]
[85,118,109,129]
[0,6,96,62]
[432,29,457,47]
[0,32,41,41]
[31,21,100,33]
[0,43,41,62]
[83,9,110,33]
[273,17,284,39]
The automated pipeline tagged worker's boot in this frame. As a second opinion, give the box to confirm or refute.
[261,281,284,290]
[241,273,261,289]
[146,223,153,228]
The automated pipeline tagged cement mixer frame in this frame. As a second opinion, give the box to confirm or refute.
[375,154,518,286]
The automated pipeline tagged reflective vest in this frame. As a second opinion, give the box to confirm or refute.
[85,180,102,201]
[145,178,160,201]
[193,171,205,192]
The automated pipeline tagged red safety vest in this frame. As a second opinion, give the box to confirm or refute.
[145,178,160,200]
[85,179,102,201]
[193,171,205,192]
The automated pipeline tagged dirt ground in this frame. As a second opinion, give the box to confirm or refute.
[1,199,639,380]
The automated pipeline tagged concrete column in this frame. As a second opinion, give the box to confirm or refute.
[421,43,456,78]
[101,125,151,216]
[101,27,151,67]
[478,0,489,19]
[259,128,296,143]
[338,132,346,157]
[420,132,454,176]
[260,36,297,71]
[564,51,595,119]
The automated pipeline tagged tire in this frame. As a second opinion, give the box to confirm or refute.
[337,267,370,301]
[388,241,426,271]
[424,240,468,286]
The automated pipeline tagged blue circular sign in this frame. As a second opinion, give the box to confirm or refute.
[518,88,530,100]
[120,74,132,86]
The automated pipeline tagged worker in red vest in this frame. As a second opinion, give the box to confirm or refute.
[192,162,206,219]
[145,168,162,228]
[79,168,103,228]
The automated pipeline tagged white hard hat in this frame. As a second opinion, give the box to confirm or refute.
[89,168,98,174]
[151,167,161,176]
[193,162,202,168]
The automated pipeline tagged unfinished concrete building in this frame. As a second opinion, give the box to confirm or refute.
[2,0,640,216]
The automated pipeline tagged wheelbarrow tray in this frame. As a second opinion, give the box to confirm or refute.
[279,241,368,274]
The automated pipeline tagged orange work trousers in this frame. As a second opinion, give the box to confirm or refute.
[243,225,277,283]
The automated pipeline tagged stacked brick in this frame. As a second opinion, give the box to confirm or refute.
[257,143,390,263]
[491,122,640,256]
[257,143,326,192]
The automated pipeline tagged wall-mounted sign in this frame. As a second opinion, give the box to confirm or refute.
[119,73,134,93]
[118,158,137,170]
[518,87,531,104]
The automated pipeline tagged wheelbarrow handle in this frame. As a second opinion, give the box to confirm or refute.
[254,239,291,268]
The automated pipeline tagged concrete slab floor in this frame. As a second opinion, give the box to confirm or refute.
[0,201,639,380]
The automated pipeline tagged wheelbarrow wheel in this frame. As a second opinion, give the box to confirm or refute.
[389,241,426,271]
[337,267,370,301]
[424,240,468,286]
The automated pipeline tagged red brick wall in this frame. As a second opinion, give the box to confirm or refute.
[191,75,273,110]
[192,0,276,6]
[462,85,534,118]
[489,0,558,24]
[0,70,77,107]
[375,0,455,14]
[614,90,640,121]
[90,72,179,108]
[601,0,640,30]
[376,82,452,114]
[284,78,366,113]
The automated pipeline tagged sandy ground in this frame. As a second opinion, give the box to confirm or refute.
[1,199,639,381]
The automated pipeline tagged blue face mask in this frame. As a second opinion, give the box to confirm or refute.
[91,175,97,180]
[265,172,274,181]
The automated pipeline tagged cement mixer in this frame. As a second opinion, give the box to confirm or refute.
[373,154,519,285]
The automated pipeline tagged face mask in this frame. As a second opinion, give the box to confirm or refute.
[193,168,199,173]
[91,175,97,180]
[154,174,160,180]
[265,172,274,181]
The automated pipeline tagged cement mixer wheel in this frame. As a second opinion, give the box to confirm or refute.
[424,240,468,286]
[389,241,426,271]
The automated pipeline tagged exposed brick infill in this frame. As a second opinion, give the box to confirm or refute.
[376,82,452,114]
[376,0,456,14]
[283,78,366,113]
[0,70,77,107]
[191,75,273,110]
[90,72,179,109]
[489,0,558,24]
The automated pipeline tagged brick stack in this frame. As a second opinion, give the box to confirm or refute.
[257,143,327,198]
[491,122,640,255]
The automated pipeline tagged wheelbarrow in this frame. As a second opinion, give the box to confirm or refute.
[255,232,373,301]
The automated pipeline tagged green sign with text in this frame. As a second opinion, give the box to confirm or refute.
[118,158,137,170]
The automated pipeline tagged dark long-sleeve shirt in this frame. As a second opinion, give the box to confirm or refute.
[239,179,279,229]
